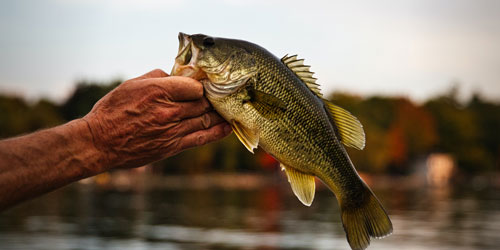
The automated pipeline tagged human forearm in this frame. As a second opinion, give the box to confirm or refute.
[0,119,105,210]
[0,69,231,211]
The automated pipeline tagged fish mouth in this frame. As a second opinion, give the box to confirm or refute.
[171,32,207,81]
[170,32,251,98]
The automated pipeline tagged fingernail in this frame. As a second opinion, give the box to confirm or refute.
[224,123,232,135]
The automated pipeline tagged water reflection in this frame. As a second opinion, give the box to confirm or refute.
[1,176,500,250]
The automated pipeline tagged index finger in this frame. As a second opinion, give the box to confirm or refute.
[151,76,205,101]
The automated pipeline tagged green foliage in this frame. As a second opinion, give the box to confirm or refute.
[61,80,120,120]
[0,96,65,138]
[330,90,499,174]
[468,94,500,164]
[0,95,32,138]
[330,94,437,174]
[1,80,499,175]
[423,92,500,173]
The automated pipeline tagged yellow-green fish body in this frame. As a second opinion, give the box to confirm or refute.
[171,33,392,250]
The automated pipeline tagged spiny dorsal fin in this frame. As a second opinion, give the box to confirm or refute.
[281,163,316,206]
[231,120,259,153]
[323,99,366,150]
[281,54,322,98]
[281,54,365,150]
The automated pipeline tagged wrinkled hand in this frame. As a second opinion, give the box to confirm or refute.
[83,69,231,171]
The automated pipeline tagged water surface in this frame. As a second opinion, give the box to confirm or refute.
[1,175,499,250]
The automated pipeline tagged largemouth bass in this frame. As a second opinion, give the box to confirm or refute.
[171,33,392,250]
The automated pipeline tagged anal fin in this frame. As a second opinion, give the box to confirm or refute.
[281,163,316,206]
[231,120,259,153]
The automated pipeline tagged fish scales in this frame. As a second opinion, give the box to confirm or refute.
[171,33,392,250]
[244,43,358,196]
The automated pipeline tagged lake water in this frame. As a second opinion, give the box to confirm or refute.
[1,174,500,250]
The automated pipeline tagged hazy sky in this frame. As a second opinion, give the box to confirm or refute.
[1,0,499,102]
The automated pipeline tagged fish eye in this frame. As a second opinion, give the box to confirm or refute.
[203,37,215,47]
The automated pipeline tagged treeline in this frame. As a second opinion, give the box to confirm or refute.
[331,89,500,174]
[1,81,499,175]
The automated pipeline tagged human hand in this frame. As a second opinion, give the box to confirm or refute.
[83,69,232,171]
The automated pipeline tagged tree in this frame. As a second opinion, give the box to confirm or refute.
[60,80,120,120]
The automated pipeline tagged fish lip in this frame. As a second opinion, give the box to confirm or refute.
[177,32,191,53]
[172,33,233,81]
[171,32,207,80]
[171,33,252,96]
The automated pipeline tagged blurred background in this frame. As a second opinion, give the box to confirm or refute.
[1,0,500,249]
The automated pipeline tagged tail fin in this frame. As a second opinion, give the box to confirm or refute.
[340,186,393,250]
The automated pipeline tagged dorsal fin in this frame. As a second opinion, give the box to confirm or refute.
[323,99,366,150]
[281,54,365,150]
[281,54,322,98]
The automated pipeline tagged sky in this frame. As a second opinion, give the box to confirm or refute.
[0,0,499,103]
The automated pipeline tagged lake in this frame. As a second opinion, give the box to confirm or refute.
[1,173,499,250]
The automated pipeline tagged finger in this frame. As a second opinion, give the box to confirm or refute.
[155,98,214,123]
[133,69,169,80]
[152,76,204,101]
[133,75,204,101]
[175,111,227,137]
[178,122,233,150]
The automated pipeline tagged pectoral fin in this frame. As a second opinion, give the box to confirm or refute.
[281,164,316,206]
[248,88,287,110]
[246,87,286,120]
[231,120,259,153]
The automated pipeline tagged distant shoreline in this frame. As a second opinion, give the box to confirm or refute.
[79,170,500,192]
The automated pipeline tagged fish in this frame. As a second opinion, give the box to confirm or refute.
[170,33,392,250]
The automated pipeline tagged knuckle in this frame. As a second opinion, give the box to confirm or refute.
[196,83,204,94]
[201,98,212,111]
[163,122,179,139]
[196,134,206,145]
[201,113,211,129]
[215,125,225,137]
[152,68,165,74]
[168,106,182,119]
[185,79,203,95]
[121,79,132,86]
